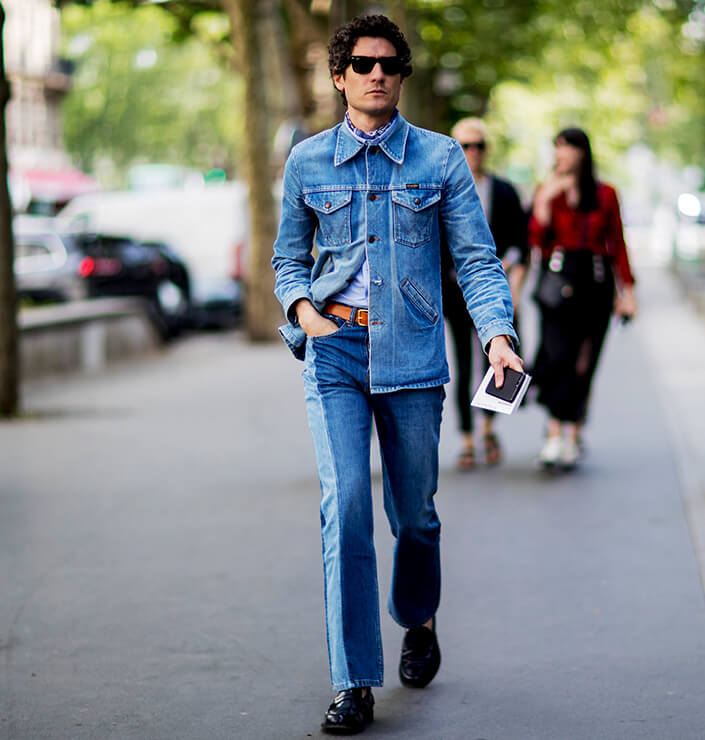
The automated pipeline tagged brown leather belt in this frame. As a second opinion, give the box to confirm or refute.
[323,302,369,327]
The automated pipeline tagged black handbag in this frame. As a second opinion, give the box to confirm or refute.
[534,215,590,310]
[533,268,574,310]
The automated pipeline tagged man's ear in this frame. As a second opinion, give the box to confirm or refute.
[333,72,345,93]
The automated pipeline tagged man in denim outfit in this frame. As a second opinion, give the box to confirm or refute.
[272,14,522,735]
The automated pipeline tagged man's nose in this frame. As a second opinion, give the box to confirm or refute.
[370,62,385,79]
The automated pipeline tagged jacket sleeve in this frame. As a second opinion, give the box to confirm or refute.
[604,185,635,286]
[494,178,529,265]
[271,150,318,358]
[272,150,318,321]
[440,141,517,351]
[507,183,529,265]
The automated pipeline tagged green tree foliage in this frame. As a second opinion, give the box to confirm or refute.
[395,0,643,134]
[634,0,705,168]
[481,0,705,186]
[60,0,704,178]
[61,0,243,183]
[59,0,285,341]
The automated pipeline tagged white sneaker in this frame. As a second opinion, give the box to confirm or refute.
[560,438,580,469]
[538,436,563,467]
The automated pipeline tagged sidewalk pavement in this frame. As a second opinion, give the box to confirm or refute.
[633,266,705,585]
[1,263,705,739]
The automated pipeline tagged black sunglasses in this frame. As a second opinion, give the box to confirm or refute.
[461,141,486,151]
[349,56,403,75]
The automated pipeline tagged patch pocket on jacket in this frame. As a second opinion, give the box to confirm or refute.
[400,277,439,324]
[304,190,353,246]
[392,189,440,247]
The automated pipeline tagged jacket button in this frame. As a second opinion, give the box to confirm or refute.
[368,193,377,201]
[414,198,421,205]
[324,201,331,209]
[368,236,376,243]
[369,146,378,154]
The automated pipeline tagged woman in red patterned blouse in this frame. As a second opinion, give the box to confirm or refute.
[529,128,637,469]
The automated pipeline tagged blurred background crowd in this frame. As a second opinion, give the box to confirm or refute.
[1,0,704,405]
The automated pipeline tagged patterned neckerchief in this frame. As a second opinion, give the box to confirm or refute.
[344,108,399,145]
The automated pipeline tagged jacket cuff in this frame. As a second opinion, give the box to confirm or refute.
[479,321,519,355]
[282,287,314,326]
[278,323,307,361]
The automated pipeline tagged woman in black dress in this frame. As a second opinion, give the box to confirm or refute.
[529,128,637,469]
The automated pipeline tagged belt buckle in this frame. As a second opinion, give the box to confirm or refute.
[355,309,368,326]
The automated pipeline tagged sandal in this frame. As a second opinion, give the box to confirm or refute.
[484,433,502,465]
[457,445,476,471]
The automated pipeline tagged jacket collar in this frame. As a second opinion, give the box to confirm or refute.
[334,112,409,167]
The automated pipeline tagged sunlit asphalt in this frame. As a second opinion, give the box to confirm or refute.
[2,261,705,739]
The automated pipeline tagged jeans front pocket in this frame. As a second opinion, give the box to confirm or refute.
[392,189,441,247]
[304,190,353,246]
[309,313,347,342]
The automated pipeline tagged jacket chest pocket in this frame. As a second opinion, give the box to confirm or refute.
[304,190,353,246]
[392,189,440,247]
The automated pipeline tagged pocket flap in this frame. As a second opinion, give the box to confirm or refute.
[391,189,441,212]
[304,190,353,214]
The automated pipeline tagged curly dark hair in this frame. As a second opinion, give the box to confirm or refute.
[328,14,412,105]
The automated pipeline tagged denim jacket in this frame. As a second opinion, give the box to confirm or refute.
[272,113,516,393]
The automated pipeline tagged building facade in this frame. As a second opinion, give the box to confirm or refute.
[4,0,72,172]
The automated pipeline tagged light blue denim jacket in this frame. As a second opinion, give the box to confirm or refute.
[272,113,517,393]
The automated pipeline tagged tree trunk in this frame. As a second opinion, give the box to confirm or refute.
[0,3,18,417]
[224,0,280,341]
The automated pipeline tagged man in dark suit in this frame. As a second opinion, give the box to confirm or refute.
[441,117,528,469]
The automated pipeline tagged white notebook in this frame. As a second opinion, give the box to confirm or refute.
[471,366,531,415]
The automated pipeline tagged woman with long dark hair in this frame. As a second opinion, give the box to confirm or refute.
[529,128,637,468]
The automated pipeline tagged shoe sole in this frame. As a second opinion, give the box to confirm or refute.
[399,672,438,688]
[321,726,368,735]
[537,460,578,472]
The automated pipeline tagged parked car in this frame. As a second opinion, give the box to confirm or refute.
[57,182,251,328]
[13,216,191,337]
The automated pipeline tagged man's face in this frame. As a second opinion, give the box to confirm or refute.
[333,36,402,125]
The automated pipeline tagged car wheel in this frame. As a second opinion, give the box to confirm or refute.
[156,280,189,318]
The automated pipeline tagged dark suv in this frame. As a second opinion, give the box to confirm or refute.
[14,220,191,337]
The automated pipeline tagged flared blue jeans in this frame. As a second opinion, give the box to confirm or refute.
[303,316,444,690]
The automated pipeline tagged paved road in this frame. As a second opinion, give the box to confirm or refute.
[2,265,705,740]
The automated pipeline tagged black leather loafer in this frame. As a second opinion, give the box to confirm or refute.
[321,687,374,735]
[399,616,441,688]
